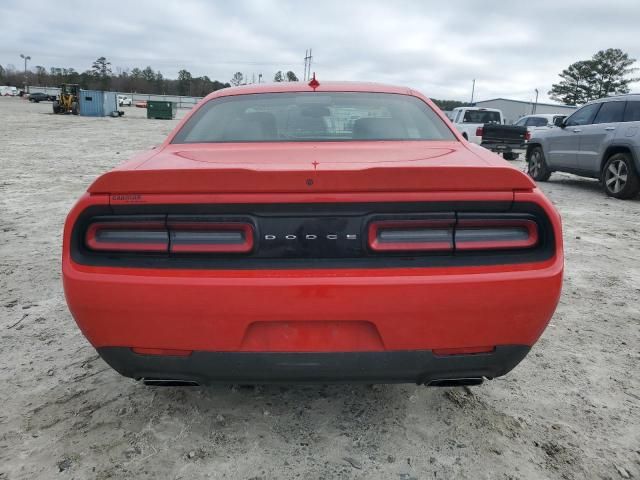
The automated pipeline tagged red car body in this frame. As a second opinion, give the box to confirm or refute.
[62,81,563,386]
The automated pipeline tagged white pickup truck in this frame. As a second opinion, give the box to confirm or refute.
[117,95,132,106]
[450,107,503,144]
[1,86,18,96]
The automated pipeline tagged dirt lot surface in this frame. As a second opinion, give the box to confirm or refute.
[1,97,639,479]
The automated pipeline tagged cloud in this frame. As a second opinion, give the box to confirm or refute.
[1,0,639,102]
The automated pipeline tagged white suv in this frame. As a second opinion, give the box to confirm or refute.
[515,114,568,138]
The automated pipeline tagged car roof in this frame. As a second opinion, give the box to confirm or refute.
[453,106,500,112]
[203,81,414,101]
[521,114,564,119]
[588,93,640,104]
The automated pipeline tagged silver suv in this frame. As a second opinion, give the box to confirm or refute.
[526,94,640,199]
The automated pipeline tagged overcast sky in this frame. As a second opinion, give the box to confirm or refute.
[2,0,639,102]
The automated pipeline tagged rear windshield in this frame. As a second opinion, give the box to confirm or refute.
[462,110,501,124]
[172,92,456,143]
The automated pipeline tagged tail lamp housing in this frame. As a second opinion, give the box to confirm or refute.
[71,203,553,269]
[475,126,483,137]
[86,221,168,252]
[368,217,539,253]
[85,218,254,254]
[368,219,454,252]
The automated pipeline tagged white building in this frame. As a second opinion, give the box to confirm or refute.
[472,98,577,125]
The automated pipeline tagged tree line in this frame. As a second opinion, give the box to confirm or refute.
[0,56,303,97]
[549,48,638,105]
[5,49,634,106]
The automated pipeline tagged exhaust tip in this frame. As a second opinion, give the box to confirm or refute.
[142,378,200,387]
[426,378,484,387]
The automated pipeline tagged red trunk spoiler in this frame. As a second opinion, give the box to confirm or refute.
[88,142,535,194]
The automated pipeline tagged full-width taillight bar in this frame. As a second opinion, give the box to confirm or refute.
[85,220,254,254]
[368,218,538,253]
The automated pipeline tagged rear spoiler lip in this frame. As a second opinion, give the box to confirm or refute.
[89,166,534,196]
[102,191,519,208]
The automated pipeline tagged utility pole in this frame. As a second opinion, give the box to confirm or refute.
[258,73,262,83]
[532,89,539,114]
[470,79,476,104]
[20,53,31,93]
[303,49,313,81]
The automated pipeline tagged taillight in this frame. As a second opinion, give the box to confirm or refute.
[85,219,254,254]
[168,221,254,253]
[368,219,454,252]
[525,130,531,141]
[368,218,538,253]
[476,126,483,137]
[455,219,538,251]
[85,221,168,252]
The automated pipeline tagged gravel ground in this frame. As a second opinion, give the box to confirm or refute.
[1,97,639,480]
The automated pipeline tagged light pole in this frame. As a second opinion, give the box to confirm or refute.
[20,53,31,93]
[532,89,539,114]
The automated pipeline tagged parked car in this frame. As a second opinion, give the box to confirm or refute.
[526,94,640,199]
[477,123,529,160]
[527,94,640,199]
[515,114,568,139]
[28,92,55,103]
[134,100,147,108]
[62,81,563,386]
[451,107,503,144]
[118,95,132,106]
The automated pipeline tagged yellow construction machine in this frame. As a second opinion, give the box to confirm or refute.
[53,84,79,114]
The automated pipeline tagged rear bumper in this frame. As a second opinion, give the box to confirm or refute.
[64,261,563,353]
[98,345,530,385]
[62,190,563,384]
[480,142,524,152]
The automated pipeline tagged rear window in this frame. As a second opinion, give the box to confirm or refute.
[172,92,456,143]
[526,117,549,127]
[624,101,640,122]
[462,110,501,124]
[593,101,626,124]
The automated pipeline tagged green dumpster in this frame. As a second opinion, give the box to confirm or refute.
[147,100,177,120]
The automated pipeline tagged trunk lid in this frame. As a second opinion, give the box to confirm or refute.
[88,141,534,194]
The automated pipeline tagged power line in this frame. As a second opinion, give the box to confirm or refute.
[303,49,312,81]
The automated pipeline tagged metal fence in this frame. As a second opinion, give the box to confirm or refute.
[26,86,203,109]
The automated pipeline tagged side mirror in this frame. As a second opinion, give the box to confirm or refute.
[554,117,566,128]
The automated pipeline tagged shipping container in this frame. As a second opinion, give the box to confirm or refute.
[79,90,118,117]
[147,100,177,119]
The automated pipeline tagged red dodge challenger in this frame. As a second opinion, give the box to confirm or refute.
[63,80,563,386]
